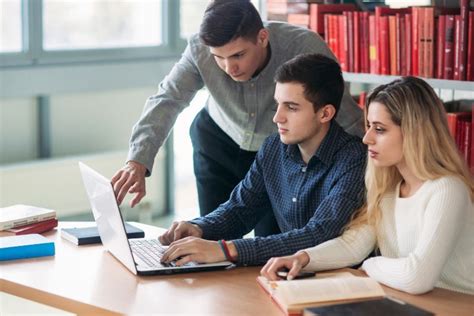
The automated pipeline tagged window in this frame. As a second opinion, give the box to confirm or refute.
[42,0,161,50]
[0,0,22,53]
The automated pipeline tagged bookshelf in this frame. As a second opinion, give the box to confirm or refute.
[266,0,473,169]
[343,72,474,90]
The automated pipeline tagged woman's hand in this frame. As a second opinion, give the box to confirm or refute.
[260,251,310,281]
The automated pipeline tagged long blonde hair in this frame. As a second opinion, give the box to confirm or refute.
[349,76,474,229]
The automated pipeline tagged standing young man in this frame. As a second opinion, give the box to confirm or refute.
[158,53,367,266]
[112,0,363,236]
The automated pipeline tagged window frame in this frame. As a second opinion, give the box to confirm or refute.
[0,0,182,67]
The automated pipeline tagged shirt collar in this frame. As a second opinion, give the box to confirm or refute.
[285,121,347,166]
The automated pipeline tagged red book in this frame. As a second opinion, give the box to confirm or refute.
[459,0,469,80]
[399,14,407,76]
[6,218,58,235]
[444,15,456,79]
[338,14,349,72]
[436,15,446,78]
[375,7,411,74]
[360,12,370,73]
[463,121,472,165]
[354,11,360,73]
[389,15,398,75]
[424,7,435,78]
[369,15,377,74]
[309,4,356,36]
[345,11,355,72]
[412,7,420,76]
[467,11,474,81]
[405,14,412,75]
[454,15,462,80]
[446,112,471,144]
[379,16,390,75]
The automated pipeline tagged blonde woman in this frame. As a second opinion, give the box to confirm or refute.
[260,76,474,295]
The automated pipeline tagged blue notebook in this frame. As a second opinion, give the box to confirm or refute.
[60,223,144,245]
[0,234,55,261]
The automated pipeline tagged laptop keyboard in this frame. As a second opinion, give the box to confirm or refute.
[130,239,173,268]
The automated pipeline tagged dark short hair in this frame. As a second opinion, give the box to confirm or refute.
[274,54,344,114]
[199,0,264,47]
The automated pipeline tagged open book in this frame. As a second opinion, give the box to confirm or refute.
[257,272,385,316]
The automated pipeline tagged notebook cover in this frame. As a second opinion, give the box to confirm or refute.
[0,234,55,261]
[303,297,434,316]
[7,218,58,235]
[61,223,145,245]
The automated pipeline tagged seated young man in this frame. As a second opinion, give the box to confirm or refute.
[159,54,367,266]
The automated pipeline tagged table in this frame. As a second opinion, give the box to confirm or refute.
[1,222,473,315]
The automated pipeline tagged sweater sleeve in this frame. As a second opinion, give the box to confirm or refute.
[304,224,376,271]
[362,178,472,294]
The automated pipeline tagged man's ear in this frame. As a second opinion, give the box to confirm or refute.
[320,104,336,123]
[257,28,269,47]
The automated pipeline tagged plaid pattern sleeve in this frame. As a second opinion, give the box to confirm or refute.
[193,123,367,266]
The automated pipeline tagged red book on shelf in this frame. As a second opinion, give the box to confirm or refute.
[345,11,355,73]
[399,14,407,76]
[6,218,58,235]
[360,12,370,73]
[444,15,456,79]
[389,15,398,75]
[375,7,411,75]
[436,15,446,78]
[458,0,469,80]
[424,7,435,78]
[369,15,377,74]
[454,15,462,80]
[446,112,471,144]
[379,16,390,75]
[467,11,474,81]
[338,14,349,72]
[462,121,472,165]
[353,11,360,73]
[405,14,412,75]
[412,7,421,76]
[309,3,356,36]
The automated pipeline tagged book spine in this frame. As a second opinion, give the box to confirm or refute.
[354,11,360,73]
[468,12,474,81]
[454,15,462,80]
[389,15,398,75]
[369,15,377,74]
[444,15,456,79]
[436,15,446,79]
[459,0,469,80]
[380,16,390,75]
[0,242,55,261]
[405,14,412,75]
[412,8,419,76]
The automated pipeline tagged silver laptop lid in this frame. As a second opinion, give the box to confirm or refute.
[78,162,138,275]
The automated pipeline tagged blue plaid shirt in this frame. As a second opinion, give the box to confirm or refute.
[190,122,367,265]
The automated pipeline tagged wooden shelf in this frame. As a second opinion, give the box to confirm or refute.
[343,72,474,91]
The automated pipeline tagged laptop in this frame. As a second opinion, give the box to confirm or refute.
[78,161,234,275]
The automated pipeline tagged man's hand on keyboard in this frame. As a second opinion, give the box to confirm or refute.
[159,221,203,245]
[160,236,225,266]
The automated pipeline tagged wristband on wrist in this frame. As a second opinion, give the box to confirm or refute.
[218,239,235,262]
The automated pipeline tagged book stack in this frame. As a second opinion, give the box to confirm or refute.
[444,100,474,170]
[0,205,58,235]
[273,1,474,81]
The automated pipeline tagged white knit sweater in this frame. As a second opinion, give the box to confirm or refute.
[304,176,474,294]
